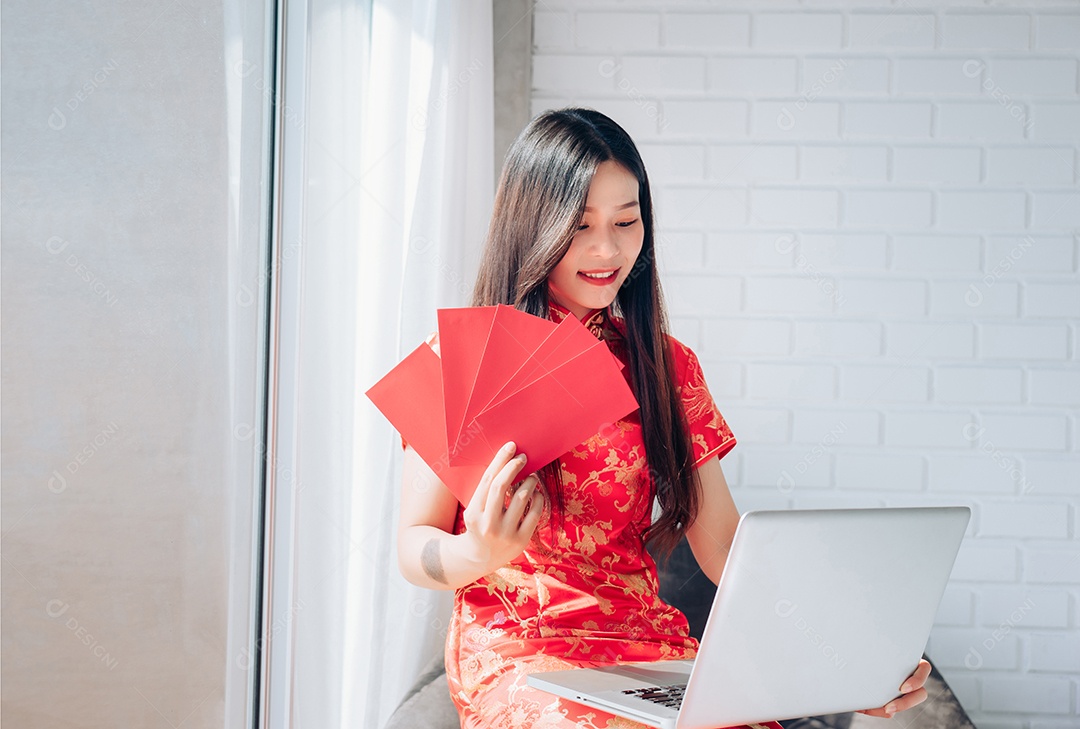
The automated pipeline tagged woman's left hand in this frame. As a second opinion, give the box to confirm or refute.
[857,659,931,718]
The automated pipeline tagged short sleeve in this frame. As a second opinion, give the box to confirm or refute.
[670,338,736,467]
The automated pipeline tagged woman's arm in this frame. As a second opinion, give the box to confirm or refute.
[397,441,544,590]
[683,455,741,586]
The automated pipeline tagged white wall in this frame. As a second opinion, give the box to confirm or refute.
[530,2,1079,727]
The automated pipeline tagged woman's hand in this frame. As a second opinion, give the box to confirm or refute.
[458,441,545,574]
[857,659,932,718]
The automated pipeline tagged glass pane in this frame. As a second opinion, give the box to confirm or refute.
[0,1,274,726]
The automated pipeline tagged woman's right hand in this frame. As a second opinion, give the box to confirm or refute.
[458,441,545,573]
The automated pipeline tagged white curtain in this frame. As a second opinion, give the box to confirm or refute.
[266,1,494,727]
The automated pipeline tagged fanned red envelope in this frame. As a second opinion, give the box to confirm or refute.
[365,305,639,506]
[365,342,488,501]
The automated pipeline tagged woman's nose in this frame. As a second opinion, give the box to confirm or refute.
[588,225,620,257]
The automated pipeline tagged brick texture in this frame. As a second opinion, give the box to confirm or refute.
[531,3,1079,725]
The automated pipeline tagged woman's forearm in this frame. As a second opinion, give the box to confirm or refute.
[397,524,495,591]
[684,456,742,586]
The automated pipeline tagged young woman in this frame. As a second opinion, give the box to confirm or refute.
[397,108,931,728]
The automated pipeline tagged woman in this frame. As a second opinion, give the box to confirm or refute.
[397,108,930,728]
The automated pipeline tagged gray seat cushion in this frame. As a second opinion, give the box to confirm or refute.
[383,653,459,729]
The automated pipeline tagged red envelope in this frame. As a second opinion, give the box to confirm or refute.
[478,313,606,415]
[443,305,555,462]
[450,316,607,465]
[460,306,558,422]
[366,307,640,506]
[438,306,498,464]
[365,341,487,504]
[469,339,638,475]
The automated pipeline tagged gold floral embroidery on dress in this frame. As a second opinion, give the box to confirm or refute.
[671,338,735,462]
[442,302,767,729]
[672,339,718,427]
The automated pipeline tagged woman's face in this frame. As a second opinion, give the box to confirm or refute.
[547,160,645,320]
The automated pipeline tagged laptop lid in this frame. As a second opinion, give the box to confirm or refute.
[677,506,970,729]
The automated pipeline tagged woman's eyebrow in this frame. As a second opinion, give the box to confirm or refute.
[584,200,640,212]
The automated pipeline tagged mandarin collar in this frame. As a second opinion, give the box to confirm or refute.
[548,300,608,340]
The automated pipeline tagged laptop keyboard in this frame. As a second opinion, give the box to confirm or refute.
[621,684,686,709]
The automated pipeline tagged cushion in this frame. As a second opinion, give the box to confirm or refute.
[383,653,459,729]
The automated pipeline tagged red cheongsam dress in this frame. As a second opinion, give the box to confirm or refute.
[443,302,784,729]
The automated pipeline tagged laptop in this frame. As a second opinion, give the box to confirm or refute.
[527,506,970,729]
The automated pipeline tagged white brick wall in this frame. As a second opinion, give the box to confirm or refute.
[531,3,1079,725]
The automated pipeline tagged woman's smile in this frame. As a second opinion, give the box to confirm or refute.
[578,268,620,285]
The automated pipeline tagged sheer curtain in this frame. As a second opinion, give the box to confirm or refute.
[262,1,494,727]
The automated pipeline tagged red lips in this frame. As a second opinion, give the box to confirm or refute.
[577,268,619,286]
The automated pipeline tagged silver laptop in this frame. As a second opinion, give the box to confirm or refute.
[528,506,970,729]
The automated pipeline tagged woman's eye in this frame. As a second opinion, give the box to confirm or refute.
[616,219,639,228]
[577,224,589,231]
